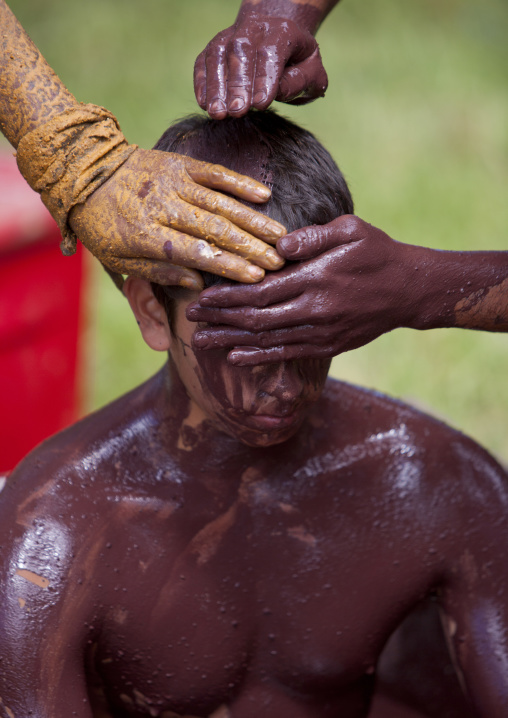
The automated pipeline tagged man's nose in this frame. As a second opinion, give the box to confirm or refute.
[257,362,303,404]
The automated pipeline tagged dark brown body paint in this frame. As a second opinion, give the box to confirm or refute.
[1,359,507,717]
[189,219,508,364]
[194,0,338,119]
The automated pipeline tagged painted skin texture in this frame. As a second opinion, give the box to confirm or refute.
[189,216,508,364]
[0,0,285,287]
[1,281,507,718]
[194,0,338,119]
[192,0,507,354]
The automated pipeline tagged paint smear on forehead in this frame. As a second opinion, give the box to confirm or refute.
[194,346,329,417]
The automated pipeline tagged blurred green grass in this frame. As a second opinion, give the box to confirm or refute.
[8,0,507,463]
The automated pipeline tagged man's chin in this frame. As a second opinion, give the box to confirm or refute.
[219,412,305,448]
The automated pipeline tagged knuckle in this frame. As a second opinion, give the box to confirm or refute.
[191,185,210,206]
[210,32,229,50]
[256,280,280,307]
[259,333,273,348]
[244,310,262,331]
[340,214,363,239]
[231,36,251,55]
[255,285,271,307]
[208,164,226,183]
[207,215,229,239]
[309,302,327,323]
[193,240,222,263]
[304,226,326,252]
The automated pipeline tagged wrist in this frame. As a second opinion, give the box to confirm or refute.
[236,0,337,34]
[16,104,136,255]
[397,244,455,331]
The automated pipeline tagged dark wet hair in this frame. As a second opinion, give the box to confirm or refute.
[150,110,353,324]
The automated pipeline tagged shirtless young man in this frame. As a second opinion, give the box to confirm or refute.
[1,111,507,718]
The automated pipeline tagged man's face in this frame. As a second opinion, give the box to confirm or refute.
[169,293,331,447]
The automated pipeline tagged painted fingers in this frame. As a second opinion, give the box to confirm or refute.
[102,257,204,290]
[71,148,287,285]
[276,47,328,105]
[195,16,327,119]
[185,157,272,204]
[277,215,364,260]
[181,159,286,243]
[186,218,410,362]
[192,323,330,357]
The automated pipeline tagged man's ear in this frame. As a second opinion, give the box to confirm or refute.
[123,277,172,352]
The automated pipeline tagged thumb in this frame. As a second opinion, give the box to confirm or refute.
[276,48,328,104]
[277,216,360,260]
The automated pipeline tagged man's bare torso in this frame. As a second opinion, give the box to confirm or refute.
[2,370,504,718]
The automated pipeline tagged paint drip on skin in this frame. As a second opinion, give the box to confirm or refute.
[455,276,508,330]
[192,344,330,445]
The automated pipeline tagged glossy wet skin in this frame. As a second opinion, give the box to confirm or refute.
[194,0,336,119]
[2,360,508,717]
[161,289,331,447]
[3,265,508,717]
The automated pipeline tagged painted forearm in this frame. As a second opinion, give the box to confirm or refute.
[0,2,130,256]
[236,0,341,35]
[410,247,508,332]
[0,0,77,148]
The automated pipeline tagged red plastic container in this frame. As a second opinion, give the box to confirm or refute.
[0,151,86,471]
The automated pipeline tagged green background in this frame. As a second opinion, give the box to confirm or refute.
[7,0,508,464]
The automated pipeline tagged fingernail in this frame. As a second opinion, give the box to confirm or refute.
[266,248,284,269]
[193,332,209,348]
[255,185,271,200]
[180,276,202,291]
[278,236,299,255]
[253,90,267,106]
[209,99,226,116]
[247,266,264,281]
[229,96,246,113]
[229,347,260,364]
[266,221,287,239]
[198,93,206,107]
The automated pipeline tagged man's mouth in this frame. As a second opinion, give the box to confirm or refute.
[247,413,298,430]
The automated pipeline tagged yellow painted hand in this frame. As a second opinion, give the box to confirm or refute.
[70,147,286,289]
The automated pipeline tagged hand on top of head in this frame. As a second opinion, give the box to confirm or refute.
[70,148,286,290]
[194,13,328,120]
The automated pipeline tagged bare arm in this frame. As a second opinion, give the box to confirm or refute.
[0,0,285,287]
[0,0,76,146]
[195,0,341,119]
[186,217,508,364]
[0,475,93,717]
[440,445,508,716]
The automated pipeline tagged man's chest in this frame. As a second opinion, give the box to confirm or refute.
[90,491,428,717]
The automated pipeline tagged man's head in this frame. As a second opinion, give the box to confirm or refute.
[125,111,353,447]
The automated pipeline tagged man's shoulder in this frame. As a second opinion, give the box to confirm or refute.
[2,373,164,523]
[320,376,458,441]
[319,378,507,497]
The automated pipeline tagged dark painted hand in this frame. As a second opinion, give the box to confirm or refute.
[186,216,421,364]
[194,14,327,119]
